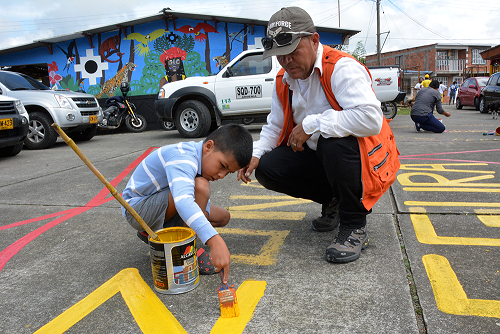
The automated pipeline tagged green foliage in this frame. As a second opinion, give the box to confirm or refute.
[352,41,367,64]
[153,33,195,53]
[184,51,210,77]
[128,50,164,95]
[86,84,102,96]
[59,75,80,91]
[175,34,195,52]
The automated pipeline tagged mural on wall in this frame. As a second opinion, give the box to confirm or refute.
[0,15,342,99]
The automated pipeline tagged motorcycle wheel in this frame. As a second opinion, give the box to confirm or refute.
[381,102,397,119]
[125,114,147,132]
[162,120,176,130]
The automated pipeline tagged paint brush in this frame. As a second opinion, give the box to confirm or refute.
[217,269,240,318]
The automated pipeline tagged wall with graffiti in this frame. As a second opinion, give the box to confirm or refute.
[0,18,343,99]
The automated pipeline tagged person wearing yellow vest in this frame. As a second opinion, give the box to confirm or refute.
[237,7,399,263]
[421,74,432,88]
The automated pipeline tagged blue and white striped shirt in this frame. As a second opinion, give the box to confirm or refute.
[121,141,216,244]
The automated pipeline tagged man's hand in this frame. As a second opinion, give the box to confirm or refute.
[205,234,230,284]
[287,122,312,152]
[443,111,451,117]
[237,157,260,184]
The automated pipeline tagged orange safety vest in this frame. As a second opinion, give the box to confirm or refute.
[275,45,400,210]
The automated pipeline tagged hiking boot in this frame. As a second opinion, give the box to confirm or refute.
[311,198,339,232]
[325,226,368,263]
[137,231,149,244]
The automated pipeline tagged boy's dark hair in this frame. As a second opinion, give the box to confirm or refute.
[429,80,440,89]
[204,124,253,168]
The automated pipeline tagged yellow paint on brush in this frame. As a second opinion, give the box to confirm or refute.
[34,268,187,334]
[211,280,267,334]
[423,254,500,318]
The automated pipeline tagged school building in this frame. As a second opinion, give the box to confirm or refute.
[0,8,359,127]
[365,43,493,103]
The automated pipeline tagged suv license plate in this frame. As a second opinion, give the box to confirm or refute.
[89,115,97,124]
[0,118,13,130]
[235,85,262,99]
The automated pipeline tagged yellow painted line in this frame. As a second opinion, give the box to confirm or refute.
[230,210,306,220]
[216,228,290,265]
[405,201,500,207]
[475,209,500,214]
[230,195,297,200]
[211,280,267,334]
[34,268,187,334]
[476,215,500,227]
[399,163,493,173]
[398,172,498,187]
[228,199,311,211]
[403,187,500,193]
[423,254,500,318]
[411,213,500,246]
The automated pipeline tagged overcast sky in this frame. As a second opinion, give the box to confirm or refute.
[1,0,499,56]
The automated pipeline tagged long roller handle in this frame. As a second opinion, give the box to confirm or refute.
[51,123,159,241]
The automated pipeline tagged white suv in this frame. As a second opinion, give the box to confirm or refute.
[0,70,102,149]
[0,95,29,157]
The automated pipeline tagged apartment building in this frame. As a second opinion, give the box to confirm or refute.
[366,43,492,102]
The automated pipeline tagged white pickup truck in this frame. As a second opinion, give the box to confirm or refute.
[155,49,405,138]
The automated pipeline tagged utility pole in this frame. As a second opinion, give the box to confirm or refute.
[338,0,341,27]
[377,0,381,65]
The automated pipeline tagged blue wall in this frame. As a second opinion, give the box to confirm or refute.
[0,18,342,98]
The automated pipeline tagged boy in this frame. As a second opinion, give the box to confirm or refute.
[122,124,253,283]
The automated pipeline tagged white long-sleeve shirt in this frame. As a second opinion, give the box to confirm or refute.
[253,43,383,159]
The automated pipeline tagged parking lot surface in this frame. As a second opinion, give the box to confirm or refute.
[0,104,499,333]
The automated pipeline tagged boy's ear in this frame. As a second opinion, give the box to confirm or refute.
[203,140,215,153]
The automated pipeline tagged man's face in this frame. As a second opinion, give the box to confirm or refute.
[167,58,181,73]
[201,140,240,182]
[277,33,319,80]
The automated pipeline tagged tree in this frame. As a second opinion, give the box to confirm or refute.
[352,41,366,64]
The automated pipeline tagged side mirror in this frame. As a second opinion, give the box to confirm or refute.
[469,84,476,89]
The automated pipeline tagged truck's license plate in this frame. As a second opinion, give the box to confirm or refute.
[89,115,97,124]
[235,85,262,99]
[0,118,13,130]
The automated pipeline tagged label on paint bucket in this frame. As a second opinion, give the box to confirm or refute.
[149,227,199,294]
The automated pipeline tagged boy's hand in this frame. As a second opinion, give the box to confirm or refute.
[237,157,259,184]
[205,234,230,284]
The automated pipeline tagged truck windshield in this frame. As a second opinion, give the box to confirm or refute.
[0,71,50,90]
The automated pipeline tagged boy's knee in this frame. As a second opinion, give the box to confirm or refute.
[219,209,230,227]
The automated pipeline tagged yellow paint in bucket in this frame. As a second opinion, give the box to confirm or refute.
[149,227,199,294]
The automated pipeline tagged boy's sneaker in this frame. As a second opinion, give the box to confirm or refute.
[415,123,421,132]
[137,231,149,244]
[311,198,339,232]
[325,226,368,263]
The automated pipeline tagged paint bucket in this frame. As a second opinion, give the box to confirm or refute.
[148,227,199,294]
[496,127,500,136]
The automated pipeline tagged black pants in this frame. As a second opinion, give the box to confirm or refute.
[255,136,369,229]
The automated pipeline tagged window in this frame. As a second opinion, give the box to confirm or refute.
[437,51,448,60]
[471,49,486,65]
[395,55,403,67]
[229,54,272,77]
[434,77,448,86]
[462,79,470,87]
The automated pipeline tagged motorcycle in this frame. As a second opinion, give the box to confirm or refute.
[98,82,147,132]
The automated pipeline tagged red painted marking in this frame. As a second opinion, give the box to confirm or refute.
[0,147,156,273]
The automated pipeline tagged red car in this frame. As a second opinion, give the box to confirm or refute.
[456,76,489,110]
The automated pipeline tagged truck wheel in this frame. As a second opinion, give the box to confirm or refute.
[24,111,58,150]
[0,142,23,157]
[125,114,147,132]
[175,100,211,138]
[71,125,97,141]
[456,97,462,109]
[162,120,176,131]
[479,97,488,113]
[381,102,397,119]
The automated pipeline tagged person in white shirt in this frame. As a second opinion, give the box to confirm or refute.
[438,81,447,102]
[414,77,423,97]
[237,7,397,264]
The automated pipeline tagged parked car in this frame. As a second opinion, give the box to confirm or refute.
[155,49,405,138]
[0,95,29,157]
[479,72,500,114]
[0,70,102,149]
[455,76,488,110]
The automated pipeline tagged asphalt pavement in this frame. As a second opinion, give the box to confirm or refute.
[0,104,499,334]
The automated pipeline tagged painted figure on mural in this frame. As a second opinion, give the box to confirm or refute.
[159,47,187,90]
